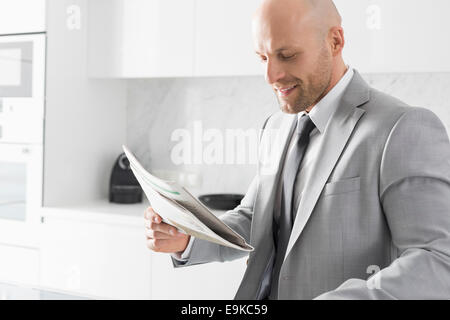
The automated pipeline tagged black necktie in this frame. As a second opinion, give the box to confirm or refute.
[269,114,316,299]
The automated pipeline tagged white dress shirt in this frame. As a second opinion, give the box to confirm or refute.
[173,66,355,262]
[277,66,354,223]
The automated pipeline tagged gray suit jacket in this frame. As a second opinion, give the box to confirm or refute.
[172,70,450,300]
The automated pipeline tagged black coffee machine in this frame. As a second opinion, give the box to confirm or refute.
[109,152,143,204]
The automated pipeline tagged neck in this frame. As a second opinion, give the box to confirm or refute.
[306,61,348,113]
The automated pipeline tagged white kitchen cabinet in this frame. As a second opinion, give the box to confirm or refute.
[0,244,39,286]
[87,0,450,77]
[0,0,46,35]
[194,0,263,76]
[335,0,450,73]
[88,0,195,78]
[151,253,247,300]
[88,0,263,78]
[39,203,248,300]
[39,213,152,299]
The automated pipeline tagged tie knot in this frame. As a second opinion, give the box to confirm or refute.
[296,115,315,138]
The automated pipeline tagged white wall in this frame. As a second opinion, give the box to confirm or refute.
[44,0,127,206]
[126,72,450,196]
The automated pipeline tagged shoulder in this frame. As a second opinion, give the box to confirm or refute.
[358,88,448,138]
[360,88,409,128]
[384,105,449,155]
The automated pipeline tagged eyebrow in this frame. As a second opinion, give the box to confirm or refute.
[255,47,294,55]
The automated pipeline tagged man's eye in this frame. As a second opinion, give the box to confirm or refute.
[259,56,268,62]
[281,54,296,60]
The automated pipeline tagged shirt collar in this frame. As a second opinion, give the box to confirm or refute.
[299,66,354,134]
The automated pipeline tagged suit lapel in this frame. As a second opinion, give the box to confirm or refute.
[235,112,297,299]
[284,71,370,261]
[251,113,297,245]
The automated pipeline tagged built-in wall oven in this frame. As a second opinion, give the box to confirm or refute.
[0,33,45,144]
[0,33,45,237]
[0,144,42,223]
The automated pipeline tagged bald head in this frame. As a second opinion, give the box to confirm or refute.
[252,0,347,114]
[254,0,342,42]
[308,0,342,38]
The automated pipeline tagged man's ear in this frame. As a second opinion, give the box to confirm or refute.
[329,26,345,56]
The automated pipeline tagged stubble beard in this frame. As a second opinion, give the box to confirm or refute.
[278,47,333,114]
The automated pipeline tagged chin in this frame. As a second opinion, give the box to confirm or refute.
[279,103,290,113]
[280,102,305,114]
[280,105,297,115]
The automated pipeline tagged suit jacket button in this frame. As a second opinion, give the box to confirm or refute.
[246,259,249,265]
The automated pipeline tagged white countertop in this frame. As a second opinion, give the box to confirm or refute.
[40,199,227,227]
[0,281,94,300]
[40,200,150,227]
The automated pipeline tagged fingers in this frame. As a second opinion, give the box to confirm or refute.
[144,207,183,237]
[146,236,190,253]
[144,206,190,253]
[148,220,181,236]
[146,238,172,253]
[144,207,161,223]
[145,229,182,240]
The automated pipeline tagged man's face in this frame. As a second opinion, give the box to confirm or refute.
[253,13,334,114]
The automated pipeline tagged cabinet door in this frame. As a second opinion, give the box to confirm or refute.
[194,0,263,77]
[0,0,46,34]
[335,0,450,73]
[0,244,39,286]
[151,253,247,299]
[88,0,195,78]
[40,217,152,299]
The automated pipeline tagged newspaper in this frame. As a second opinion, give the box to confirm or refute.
[122,145,254,252]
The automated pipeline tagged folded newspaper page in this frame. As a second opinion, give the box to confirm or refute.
[122,145,254,252]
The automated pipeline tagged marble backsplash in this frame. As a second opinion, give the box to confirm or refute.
[126,72,450,196]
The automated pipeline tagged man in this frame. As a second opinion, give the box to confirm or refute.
[144,0,450,299]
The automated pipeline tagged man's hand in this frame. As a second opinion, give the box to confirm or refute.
[144,207,190,253]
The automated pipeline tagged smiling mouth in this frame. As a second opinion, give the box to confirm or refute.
[277,85,298,97]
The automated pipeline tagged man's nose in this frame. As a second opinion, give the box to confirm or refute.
[265,60,286,85]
